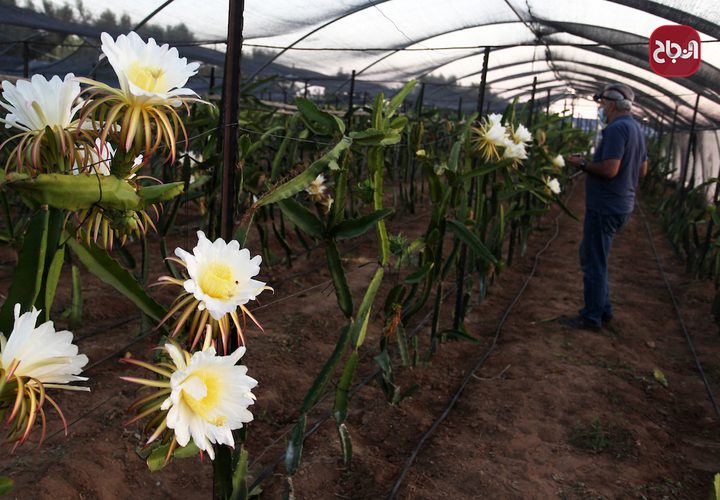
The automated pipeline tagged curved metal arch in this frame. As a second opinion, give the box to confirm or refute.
[360,22,621,83]
[483,61,680,113]
[507,71,691,123]
[448,33,717,110]
[246,0,393,81]
[491,60,684,108]
[540,21,720,103]
[335,22,716,113]
[503,85,667,127]
[494,73,681,124]
[506,82,672,123]
[327,19,532,96]
[273,3,720,130]
[550,47,720,112]
[487,64,687,122]
[504,77,691,126]
[436,47,716,124]
[354,20,531,78]
[428,50,675,117]
[361,20,719,117]
[607,0,720,39]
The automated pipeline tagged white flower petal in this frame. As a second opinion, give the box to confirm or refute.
[548,178,562,194]
[175,232,267,319]
[503,142,528,160]
[101,32,199,105]
[0,304,88,387]
[164,343,187,371]
[513,124,533,144]
[74,138,115,176]
[0,74,81,132]
[161,344,256,460]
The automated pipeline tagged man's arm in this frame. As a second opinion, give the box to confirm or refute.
[568,155,621,179]
[584,158,621,179]
[640,159,648,178]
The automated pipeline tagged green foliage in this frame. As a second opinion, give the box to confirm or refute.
[256,137,352,207]
[143,441,199,472]
[4,173,184,212]
[65,234,166,323]
[0,208,52,333]
[568,418,635,458]
[641,127,720,327]
[0,476,12,496]
[332,208,394,239]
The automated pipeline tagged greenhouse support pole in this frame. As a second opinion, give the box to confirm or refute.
[475,47,491,119]
[453,47,490,332]
[417,82,426,201]
[346,70,356,127]
[679,94,700,198]
[526,76,537,129]
[546,89,550,115]
[220,0,245,242]
[517,75,538,259]
[415,82,426,116]
[457,97,463,119]
[303,79,308,99]
[209,66,216,94]
[667,104,678,174]
[216,4,246,497]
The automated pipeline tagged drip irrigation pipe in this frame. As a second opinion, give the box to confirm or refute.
[247,284,457,491]
[637,201,720,420]
[387,176,580,499]
[248,175,584,492]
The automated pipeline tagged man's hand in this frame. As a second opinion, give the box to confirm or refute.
[568,154,587,171]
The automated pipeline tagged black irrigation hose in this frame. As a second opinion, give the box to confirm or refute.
[76,316,138,342]
[249,174,586,494]
[637,201,720,420]
[387,176,581,499]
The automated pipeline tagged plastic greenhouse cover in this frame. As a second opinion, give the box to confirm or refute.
[7,0,720,129]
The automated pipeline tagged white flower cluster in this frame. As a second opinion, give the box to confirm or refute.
[132,232,270,459]
[476,113,533,162]
[0,31,199,173]
[503,123,532,161]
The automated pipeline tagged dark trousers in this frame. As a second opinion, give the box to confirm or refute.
[579,209,630,327]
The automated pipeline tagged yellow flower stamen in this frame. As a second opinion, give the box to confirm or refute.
[128,62,168,93]
[198,262,236,299]
[181,371,226,426]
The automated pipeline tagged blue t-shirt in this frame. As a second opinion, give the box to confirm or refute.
[586,115,647,215]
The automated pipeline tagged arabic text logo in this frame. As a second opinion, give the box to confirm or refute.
[650,25,701,77]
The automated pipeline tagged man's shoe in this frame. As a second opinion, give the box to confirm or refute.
[602,313,613,324]
[559,315,601,332]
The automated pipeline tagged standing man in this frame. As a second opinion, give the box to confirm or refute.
[562,83,648,331]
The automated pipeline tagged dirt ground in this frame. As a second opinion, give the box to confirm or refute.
[1,176,719,499]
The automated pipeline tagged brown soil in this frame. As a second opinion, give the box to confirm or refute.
[1,177,719,499]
